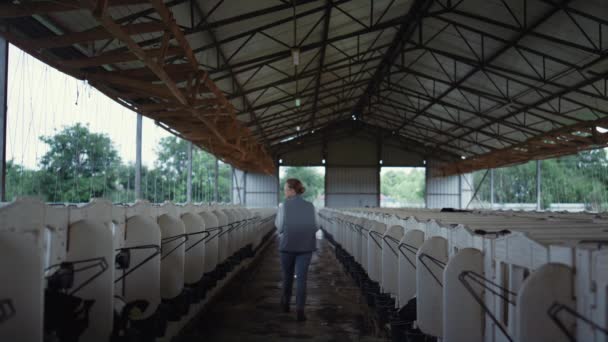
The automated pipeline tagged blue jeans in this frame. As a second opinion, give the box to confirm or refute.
[280,251,313,310]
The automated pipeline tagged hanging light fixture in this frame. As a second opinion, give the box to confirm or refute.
[291,47,300,66]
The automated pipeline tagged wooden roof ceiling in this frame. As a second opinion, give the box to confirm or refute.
[0,0,275,173]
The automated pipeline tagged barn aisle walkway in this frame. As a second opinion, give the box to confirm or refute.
[178,235,385,342]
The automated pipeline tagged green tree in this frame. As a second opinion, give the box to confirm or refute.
[472,149,608,211]
[380,168,425,205]
[5,160,44,201]
[279,167,324,203]
[39,123,121,202]
[152,136,231,203]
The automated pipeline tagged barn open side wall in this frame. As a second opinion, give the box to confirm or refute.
[278,132,425,209]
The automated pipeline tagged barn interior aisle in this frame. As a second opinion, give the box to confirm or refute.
[178,235,385,342]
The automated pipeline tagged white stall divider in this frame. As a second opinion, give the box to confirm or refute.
[416,236,448,338]
[181,204,207,285]
[199,209,220,274]
[443,248,484,342]
[352,216,363,265]
[115,201,161,319]
[382,225,404,300]
[398,229,424,307]
[66,199,114,342]
[360,218,370,271]
[590,249,608,342]
[0,198,48,342]
[516,263,575,342]
[212,209,229,264]
[232,209,245,252]
[157,202,186,300]
[448,225,484,256]
[367,221,387,284]
[221,209,236,258]
[45,204,69,267]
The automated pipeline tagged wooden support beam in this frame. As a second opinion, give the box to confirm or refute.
[87,71,175,98]
[61,47,182,68]
[437,117,608,176]
[31,22,165,49]
[147,0,198,68]
[0,0,150,18]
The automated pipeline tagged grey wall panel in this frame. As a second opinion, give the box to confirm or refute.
[232,169,246,205]
[245,172,278,208]
[277,132,424,167]
[246,173,277,193]
[326,194,378,208]
[232,170,278,208]
[281,144,323,166]
[245,193,278,208]
[425,162,473,209]
[382,142,425,166]
[328,137,377,166]
[326,167,379,208]
[461,173,474,209]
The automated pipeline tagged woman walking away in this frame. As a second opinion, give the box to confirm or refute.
[275,178,318,322]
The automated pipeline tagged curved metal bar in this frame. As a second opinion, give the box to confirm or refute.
[548,302,608,341]
[114,245,161,283]
[368,230,384,250]
[161,234,188,260]
[417,252,446,287]
[458,270,516,342]
[381,234,400,257]
[46,257,109,296]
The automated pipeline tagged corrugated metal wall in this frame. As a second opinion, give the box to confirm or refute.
[326,167,379,208]
[232,169,279,208]
[245,173,279,208]
[232,169,246,205]
[425,164,473,209]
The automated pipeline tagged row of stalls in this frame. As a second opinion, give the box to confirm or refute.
[318,207,608,342]
[0,197,276,342]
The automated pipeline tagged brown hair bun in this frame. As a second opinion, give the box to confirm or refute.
[286,178,306,194]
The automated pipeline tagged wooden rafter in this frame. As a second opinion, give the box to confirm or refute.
[0,0,274,173]
[435,118,608,176]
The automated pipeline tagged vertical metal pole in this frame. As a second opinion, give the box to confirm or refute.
[243,171,248,207]
[187,142,192,202]
[275,159,281,205]
[376,136,382,207]
[213,157,219,202]
[490,168,495,209]
[0,39,8,202]
[135,114,142,200]
[230,165,235,204]
[424,164,429,209]
[536,160,541,211]
[458,173,463,209]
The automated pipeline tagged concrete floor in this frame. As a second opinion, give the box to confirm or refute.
[179,235,386,342]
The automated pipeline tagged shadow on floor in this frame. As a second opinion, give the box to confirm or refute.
[177,235,386,342]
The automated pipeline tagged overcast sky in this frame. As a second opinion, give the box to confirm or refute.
[6,44,172,169]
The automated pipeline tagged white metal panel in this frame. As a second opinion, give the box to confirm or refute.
[244,172,278,208]
[426,164,473,209]
[232,169,246,205]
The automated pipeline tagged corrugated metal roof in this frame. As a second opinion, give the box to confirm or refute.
[0,0,607,174]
